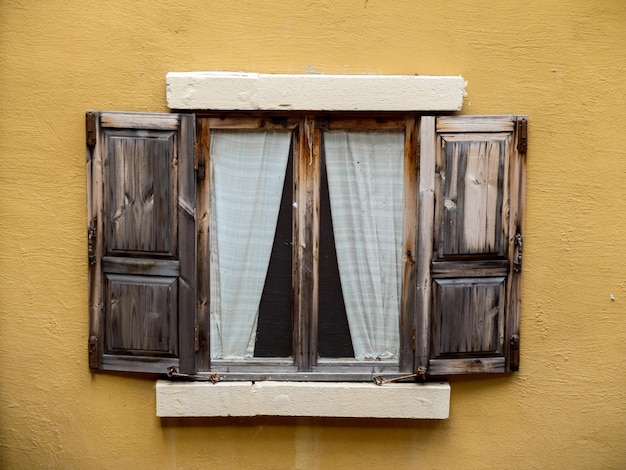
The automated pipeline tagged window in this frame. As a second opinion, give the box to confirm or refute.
[86,111,526,381]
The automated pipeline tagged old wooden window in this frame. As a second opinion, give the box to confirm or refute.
[86,111,526,381]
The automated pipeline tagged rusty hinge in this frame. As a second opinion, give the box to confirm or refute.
[373,366,427,385]
[86,112,97,148]
[167,366,220,383]
[88,222,96,265]
[516,118,527,154]
[411,324,416,351]
[513,233,523,272]
[88,335,99,369]
[510,334,520,371]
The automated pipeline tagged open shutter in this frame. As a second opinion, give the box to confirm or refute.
[87,112,196,374]
[416,115,526,375]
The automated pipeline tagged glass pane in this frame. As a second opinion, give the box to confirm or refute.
[321,130,404,361]
[254,151,293,357]
[319,139,354,358]
[209,130,292,360]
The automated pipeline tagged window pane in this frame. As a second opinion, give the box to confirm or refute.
[322,130,404,361]
[209,130,292,359]
[254,151,293,358]
[318,140,354,358]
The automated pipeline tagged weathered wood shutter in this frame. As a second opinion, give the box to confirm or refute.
[87,112,196,374]
[416,115,526,375]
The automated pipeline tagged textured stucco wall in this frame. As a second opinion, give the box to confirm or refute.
[1,1,625,468]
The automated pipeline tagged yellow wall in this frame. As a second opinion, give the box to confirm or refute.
[1,1,625,468]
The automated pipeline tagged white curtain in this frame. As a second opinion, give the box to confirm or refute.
[209,130,291,359]
[324,131,404,360]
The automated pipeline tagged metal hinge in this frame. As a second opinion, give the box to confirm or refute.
[88,335,99,369]
[194,325,200,351]
[194,325,207,352]
[88,221,96,265]
[193,143,206,180]
[86,112,97,148]
[510,334,520,371]
[513,233,523,272]
[516,118,527,154]
[197,163,206,180]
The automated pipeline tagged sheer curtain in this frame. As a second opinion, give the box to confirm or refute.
[209,130,291,359]
[324,131,404,360]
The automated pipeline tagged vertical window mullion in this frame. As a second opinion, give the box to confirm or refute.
[292,117,319,371]
[195,118,211,372]
[400,116,419,372]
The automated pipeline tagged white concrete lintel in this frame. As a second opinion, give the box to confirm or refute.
[156,380,450,419]
[166,72,465,111]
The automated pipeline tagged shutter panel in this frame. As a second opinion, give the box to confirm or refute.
[87,112,196,374]
[416,115,526,375]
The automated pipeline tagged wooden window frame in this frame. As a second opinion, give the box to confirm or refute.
[87,110,526,382]
[195,113,417,381]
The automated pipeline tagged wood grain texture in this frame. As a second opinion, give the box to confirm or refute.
[292,118,320,371]
[431,277,505,356]
[104,131,177,256]
[202,116,299,129]
[87,112,104,370]
[105,274,178,354]
[177,114,197,373]
[415,116,436,374]
[89,112,196,374]
[420,115,526,376]
[195,117,211,371]
[436,115,516,133]
[505,117,527,371]
[400,117,418,372]
[436,134,509,257]
[100,112,180,130]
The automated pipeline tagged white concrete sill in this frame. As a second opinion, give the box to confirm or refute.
[156,380,450,419]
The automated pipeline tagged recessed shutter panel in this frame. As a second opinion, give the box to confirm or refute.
[87,112,196,374]
[416,115,526,375]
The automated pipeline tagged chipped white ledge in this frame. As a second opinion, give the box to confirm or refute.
[166,72,465,111]
[156,380,450,419]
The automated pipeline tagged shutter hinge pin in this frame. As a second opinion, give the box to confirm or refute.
[88,222,96,265]
[88,335,99,369]
[86,112,97,148]
[510,335,520,371]
[513,233,523,272]
[516,118,528,154]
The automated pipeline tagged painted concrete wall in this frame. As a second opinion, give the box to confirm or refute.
[1,0,625,468]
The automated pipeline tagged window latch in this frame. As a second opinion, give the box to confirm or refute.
[166,366,220,383]
[373,367,427,385]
